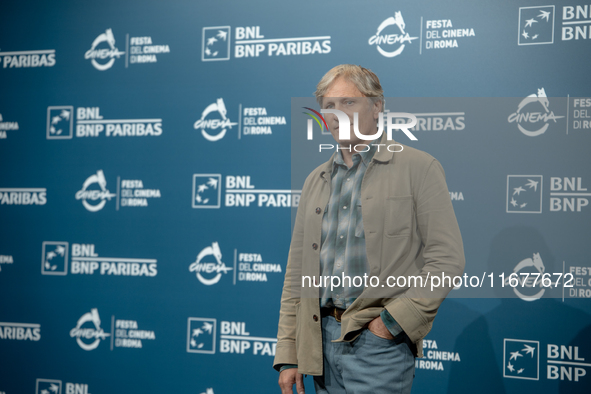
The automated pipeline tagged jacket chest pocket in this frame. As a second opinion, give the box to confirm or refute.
[384,196,414,238]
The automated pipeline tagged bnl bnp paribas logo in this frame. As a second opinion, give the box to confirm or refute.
[192,174,300,208]
[518,5,591,45]
[504,339,589,383]
[41,242,158,277]
[504,339,540,380]
[0,321,41,341]
[369,11,418,58]
[507,88,564,137]
[518,6,555,45]
[201,25,330,61]
[0,47,55,68]
[36,379,92,394]
[507,175,590,213]
[0,187,46,205]
[187,318,276,356]
[35,379,62,394]
[46,106,163,140]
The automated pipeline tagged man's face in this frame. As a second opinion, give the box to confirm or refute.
[322,76,381,147]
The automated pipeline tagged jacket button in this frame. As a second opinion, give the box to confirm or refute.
[315,207,321,214]
[312,243,318,250]
[313,315,319,322]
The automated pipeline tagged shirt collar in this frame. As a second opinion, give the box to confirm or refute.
[332,138,380,171]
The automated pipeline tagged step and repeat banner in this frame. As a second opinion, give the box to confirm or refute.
[1,0,590,393]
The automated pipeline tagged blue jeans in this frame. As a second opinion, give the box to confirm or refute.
[313,315,415,394]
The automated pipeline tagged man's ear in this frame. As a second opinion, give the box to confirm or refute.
[373,99,382,120]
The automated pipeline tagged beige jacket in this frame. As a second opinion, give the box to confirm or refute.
[273,137,465,375]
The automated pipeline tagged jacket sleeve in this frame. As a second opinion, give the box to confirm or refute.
[273,176,308,371]
[384,158,465,343]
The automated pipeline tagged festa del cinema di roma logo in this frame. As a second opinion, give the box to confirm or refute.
[75,170,116,212]
[85,28,125,70]
[369,11,418,58]
[72,169,159,212]
[508,88,564,137]
[69,308,155,351]
[194,98,237,141]
[504,252,547,301]
[189,242,232,285]
[194,98,286,141]
[69,308,110,351]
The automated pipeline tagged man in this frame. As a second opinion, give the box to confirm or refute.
[274,64,465,394]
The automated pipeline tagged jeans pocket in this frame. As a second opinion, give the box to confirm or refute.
[365,327,397,345]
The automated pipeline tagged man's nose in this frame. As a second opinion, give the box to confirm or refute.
[328,111,339,122]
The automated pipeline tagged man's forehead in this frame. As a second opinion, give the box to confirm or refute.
[323,77,365,98]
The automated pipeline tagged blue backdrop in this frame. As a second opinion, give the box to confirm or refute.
[1,0,590,393]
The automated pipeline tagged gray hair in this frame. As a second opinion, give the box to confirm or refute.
[314,64,384,111]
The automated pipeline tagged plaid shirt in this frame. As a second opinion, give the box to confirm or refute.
[319,143,377,309]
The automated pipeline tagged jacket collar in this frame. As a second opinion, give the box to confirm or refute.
[372,131,396,163]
